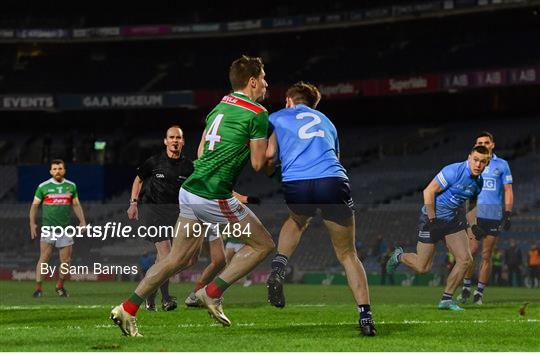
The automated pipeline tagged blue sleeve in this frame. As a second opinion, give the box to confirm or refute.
[269,112,277,126]
[435,164,457,191]
[502,161,513,185]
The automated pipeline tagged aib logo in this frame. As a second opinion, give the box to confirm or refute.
[483,178,496,191]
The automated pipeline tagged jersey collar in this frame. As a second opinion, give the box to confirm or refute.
[49,177,65,184]
[232,91,252,101]
[491,153,498,160]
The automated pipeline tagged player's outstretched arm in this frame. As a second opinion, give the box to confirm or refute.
[249,138,268,172]
[127,176,143,220]
[29,197,41,239]
[72,197,86,227]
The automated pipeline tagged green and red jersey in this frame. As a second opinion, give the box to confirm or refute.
[34,178,78,227]
[182,92,268,199]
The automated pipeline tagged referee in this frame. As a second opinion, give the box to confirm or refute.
[127,125,194,311]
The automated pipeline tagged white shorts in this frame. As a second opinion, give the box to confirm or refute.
[225,240,245,253]
[179,188,249,242]
[41,232,74,248]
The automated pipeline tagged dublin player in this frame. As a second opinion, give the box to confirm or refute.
[111,55,274,336]
[29,159,86,298]
[387,146,491,311]
[457,132,514,305]
[265,82,376,336]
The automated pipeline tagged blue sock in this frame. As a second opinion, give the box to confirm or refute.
[476,282,486,295]
[358,304,373,325]
[441,292,453,301]
[463,278,472,290]
[271,254,288,278]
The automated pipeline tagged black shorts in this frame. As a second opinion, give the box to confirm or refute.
[477,218,502,237]
[417,213,468,244]
[139,204,178,243]
[282,177,354,223]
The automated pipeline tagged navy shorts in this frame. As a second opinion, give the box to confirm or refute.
[417,213,468,244]
[477,218,501,237]
[282,177,354,223]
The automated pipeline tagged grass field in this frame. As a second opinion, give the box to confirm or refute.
[0,281,538,351]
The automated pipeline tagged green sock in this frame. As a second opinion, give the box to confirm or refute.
[215,277,231,291]
[128,292,144,306]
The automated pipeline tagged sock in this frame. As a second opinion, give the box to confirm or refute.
[463,278,472,290]
[358,304,373,326]
[441,292,453,301]
[193,281,204,293]
[56,279,63,289]
[147,290,157,303]
[271,253,288,278]
[122,293,144,316]
[160,280,170,301]
[205,277,231,299]
[476,282,486,296]
[36,282,42,291]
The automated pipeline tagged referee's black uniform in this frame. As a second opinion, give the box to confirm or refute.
[137,151,194,242]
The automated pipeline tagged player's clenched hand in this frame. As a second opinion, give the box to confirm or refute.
[30,223,38,240]
[127,204,138,220]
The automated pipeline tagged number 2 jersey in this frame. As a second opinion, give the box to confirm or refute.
[269,104,347,182]
[182,92,268,199]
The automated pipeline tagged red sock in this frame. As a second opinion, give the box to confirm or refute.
[205,282,224,299]
[122,300,140,316]
[56,279,64,289]
[193,282,204,292]
[36,283,42,291]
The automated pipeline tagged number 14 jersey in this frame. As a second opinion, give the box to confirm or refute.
[182,92,268,199]
[270,104,347,182]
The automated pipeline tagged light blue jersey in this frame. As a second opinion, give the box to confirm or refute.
[269,104,347,182]
[421,161,484,221]
[477,154,513,220]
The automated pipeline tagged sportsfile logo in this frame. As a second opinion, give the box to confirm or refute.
[40,221,251,241]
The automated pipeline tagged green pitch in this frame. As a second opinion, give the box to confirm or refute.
[0,281,538,351]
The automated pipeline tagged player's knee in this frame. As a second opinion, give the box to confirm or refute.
[481,251,492,263]
[335,247,356,264]
[457,256,473,269]
[290,215,310,230]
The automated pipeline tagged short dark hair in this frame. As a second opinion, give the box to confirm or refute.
[476,131,494,142]
[470,145,490,155]
[165,125,182,137]
[229,55,264,91]
[50,159,65,168]
[286,81,321,108]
